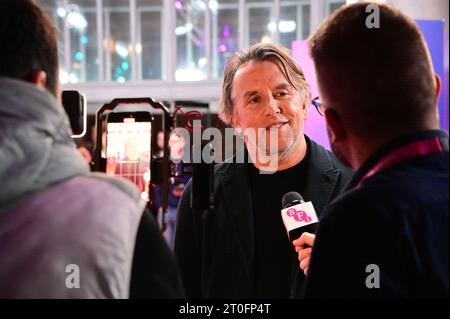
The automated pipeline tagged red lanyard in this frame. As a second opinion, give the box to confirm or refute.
[357,137,445,187]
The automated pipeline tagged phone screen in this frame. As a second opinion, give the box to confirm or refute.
[106,112,152,201]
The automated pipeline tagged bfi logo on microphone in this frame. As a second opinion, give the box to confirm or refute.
[286,207,313,223]
[281,201,319,241]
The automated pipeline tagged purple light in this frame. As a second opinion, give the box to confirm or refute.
[223,24,230,38]
[218,44,227,53]
[175,0,182,10]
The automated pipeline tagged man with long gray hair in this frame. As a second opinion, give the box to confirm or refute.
[174,43,353,298]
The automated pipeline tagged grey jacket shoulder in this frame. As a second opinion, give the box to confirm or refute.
[86,172,142,201]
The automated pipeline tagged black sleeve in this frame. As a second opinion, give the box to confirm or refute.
[129,207,185,298]
[303,197,400,298]
[173,180,203,298]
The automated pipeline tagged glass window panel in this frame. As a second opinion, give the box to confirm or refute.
[103,0,131,83]
[302,4,310,39]
[68,1,98,83]
[210,0,238,78]
[137,0,163,80]
[279,1,311,49]
[246,0,274,46]
[325,0,345,16]
[213,0,236,3]
[279,4,297,48]
[38,0,67,83]
[139,11,162,79]
[175,0,207,81]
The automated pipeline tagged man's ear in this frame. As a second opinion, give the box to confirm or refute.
[230,113,244,137]
[230,111,240,129]
[324,108,345,143]
[434,74,441,103]
[26,70,47,91]
[302,100,308,121]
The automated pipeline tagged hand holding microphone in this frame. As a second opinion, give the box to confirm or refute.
[281,191,318,276]
[293,232,315,276]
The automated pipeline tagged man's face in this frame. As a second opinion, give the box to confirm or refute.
[169,131,185,161]
[230,60,307,158]
[157,131,164,149]
[325,123,350,167]
[317,75,352,167]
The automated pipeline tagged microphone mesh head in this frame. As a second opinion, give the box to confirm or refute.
[282,191,304,208]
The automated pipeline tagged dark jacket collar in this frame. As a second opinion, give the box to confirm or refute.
[346,130,449,191]
[302,135,348,214]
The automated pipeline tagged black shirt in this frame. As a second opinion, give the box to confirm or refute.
[129,208,185,298]
[248,149,310,298]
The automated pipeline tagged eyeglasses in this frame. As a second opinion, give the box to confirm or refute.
[311,96,325,116]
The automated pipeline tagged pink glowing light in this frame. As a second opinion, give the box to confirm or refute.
[223,24,230,38]
[218,43,227,53]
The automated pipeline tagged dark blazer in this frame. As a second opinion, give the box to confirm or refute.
[174,135,353,298]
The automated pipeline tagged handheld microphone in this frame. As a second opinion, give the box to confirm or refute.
[281,191,318,242]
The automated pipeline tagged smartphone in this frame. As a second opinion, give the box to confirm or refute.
[62,90,87,138]
[105,112,152,201]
